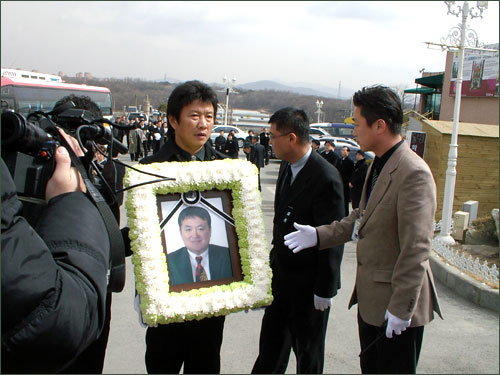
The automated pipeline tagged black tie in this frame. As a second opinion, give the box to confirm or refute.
[279,164,292,200]
[370,168,379,191]
[366,167,379,203]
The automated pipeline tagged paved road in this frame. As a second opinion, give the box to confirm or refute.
[103,154,498,374]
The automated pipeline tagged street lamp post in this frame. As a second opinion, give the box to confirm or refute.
[222,75,237,126]
[315,99,324,123]
[438,1,488,245]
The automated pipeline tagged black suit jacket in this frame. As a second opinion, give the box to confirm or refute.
[349,158,368,206]
[250,143,266,168]
[167,245,233,285]
[320,150,339,168]
[272,150,344,299]
[338,156,355,186]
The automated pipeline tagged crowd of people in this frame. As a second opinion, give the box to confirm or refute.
[2,80,442,375]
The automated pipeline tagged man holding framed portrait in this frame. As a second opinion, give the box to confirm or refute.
[139,80,228,374]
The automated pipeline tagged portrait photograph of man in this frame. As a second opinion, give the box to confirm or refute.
[159,200,234,288]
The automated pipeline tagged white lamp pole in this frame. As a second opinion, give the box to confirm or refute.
[222,75,236,126]
[438,1,488,245]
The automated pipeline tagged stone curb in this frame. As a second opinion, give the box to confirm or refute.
[430,251,499,312]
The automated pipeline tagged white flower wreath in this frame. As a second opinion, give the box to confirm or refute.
[124,159,273,326]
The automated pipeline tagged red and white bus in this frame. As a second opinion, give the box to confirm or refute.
[1,69,113,119]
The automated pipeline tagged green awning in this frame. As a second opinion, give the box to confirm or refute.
[404,87,436,94]
[415,74,444,89]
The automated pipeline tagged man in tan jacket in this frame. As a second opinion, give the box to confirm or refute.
[284,85,442,374]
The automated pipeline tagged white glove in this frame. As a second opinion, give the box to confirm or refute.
[384,309,411,338]
[283,222,318,253]
[314,294,332,311]
[134,294,147,328]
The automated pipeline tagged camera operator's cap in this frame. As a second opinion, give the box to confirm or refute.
[243,142,252,148]
[252,135,259,140]
[356,149,365,157]
[311,139,320,145]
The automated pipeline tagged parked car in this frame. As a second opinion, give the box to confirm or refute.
[310,122,355,139]
[210,125,246,148]
[317,138,374,163]
[127,111,148,123]
[308,127,331,138]
[314,136,359,149]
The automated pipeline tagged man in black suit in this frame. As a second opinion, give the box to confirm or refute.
[168,206,232,285]
[259,127,271,165]
[250,135,266,191]
[348,150,368,209]
[252,107,344,374]
[214,129,226,152]
[337,146,355,216]
[320,140,339,168]
[311,139,320,153]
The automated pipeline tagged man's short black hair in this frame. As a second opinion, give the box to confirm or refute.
[167,80,218,136]
[324,140,335,147]
[311,139,320,146]
[352,85,403,135]
[178,206,212,228]
[269,107,309,144]
[342,146,351,152]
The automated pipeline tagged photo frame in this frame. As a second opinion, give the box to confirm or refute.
[125,159,273,326]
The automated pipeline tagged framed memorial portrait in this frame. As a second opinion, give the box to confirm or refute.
[125,159,273,325]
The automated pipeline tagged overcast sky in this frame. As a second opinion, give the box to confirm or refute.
[1,1,499,94]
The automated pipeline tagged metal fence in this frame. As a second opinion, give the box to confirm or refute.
[433,237,499,286]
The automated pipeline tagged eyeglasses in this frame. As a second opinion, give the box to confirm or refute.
[269,132,291,140]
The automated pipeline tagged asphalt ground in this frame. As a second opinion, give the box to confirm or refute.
[103,153,499,374]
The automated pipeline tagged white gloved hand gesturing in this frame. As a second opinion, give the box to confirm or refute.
[385,309,411,338]
[283,222,318,253]
[314,294,332,311]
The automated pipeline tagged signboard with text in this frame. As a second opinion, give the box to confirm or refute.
[450,43,499,98]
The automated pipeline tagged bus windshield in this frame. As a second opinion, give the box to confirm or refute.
[11,86,112,117]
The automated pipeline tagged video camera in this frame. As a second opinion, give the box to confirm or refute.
[1,103,128,201]
[1,103,175,293]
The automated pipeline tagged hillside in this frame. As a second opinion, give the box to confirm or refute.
[64,76,352,123]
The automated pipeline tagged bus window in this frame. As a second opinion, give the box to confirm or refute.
[11,86,112,117]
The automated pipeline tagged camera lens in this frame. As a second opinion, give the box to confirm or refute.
[1,111,55,156]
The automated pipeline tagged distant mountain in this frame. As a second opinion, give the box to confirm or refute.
[235,80,338,99]
[290,81,356,100]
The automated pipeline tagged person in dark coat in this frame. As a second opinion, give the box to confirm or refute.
[214,130,226,152]
[139,80,228,374]
[1,134,110,374]
[320,140,339,168]
[259,127,271,165]
[48,94,118,375]
[311,138,320,153]
[348,150,369,209]
[101,148,126,224]
[224,133,239,159]
[252,107,344,374]
[151,122,162,154]
[337,146,355,216]
[250,135,266,191]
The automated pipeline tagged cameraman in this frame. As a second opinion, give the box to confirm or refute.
[1,129,110,373]
[51,94,123,374]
